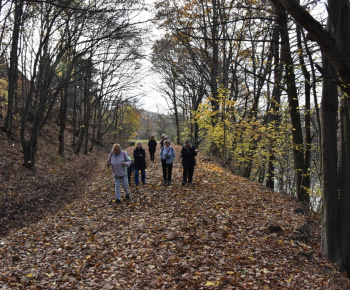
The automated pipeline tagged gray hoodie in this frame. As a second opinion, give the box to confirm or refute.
[107,150,132,177]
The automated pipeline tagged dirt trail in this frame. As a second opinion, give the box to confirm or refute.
[0,145,349,289]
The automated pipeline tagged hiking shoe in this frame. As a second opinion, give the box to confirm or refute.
[182,182,186,186]
[168,180,171,186]
[125,194,130,200]
[164,179,167,185]
[115,199,121,204]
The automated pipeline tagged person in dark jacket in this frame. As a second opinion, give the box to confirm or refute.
[148,135,157,163]
[180,139,198,186]
[133,142,146,186]
[159,134,166,148]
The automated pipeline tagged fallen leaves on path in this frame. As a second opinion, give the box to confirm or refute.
[0,145,349,289]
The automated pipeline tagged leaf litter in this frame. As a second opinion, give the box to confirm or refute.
[0,145,349,289]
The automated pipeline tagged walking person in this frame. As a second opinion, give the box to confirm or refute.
[148,136,157,163]
[106,144,132,203]
[180,139,198,186]
[160,139,175,185]
[160,134,166,148]
[133,142,146,186]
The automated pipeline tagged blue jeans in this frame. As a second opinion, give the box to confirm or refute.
[114,176,130,200]
[134,169,145,186]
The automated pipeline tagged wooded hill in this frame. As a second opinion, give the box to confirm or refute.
[0,122,349,288]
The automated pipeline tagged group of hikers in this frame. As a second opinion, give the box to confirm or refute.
[106,135,198,203]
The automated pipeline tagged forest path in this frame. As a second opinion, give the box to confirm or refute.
[0,145,349,288]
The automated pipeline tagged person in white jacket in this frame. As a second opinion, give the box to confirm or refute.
[159,139,175,185]
[106,143,132,203]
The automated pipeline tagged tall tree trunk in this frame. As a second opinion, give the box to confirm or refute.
[321,51,340,265]
[84,118,89,155]
[266,26,282,190]
[278,6,309,205]
[321,0,350,274]
[210,0,219,112]
[22,138,38,169]
[76,59,92,155]
[335,0,350,274]
[338,95,350,273]
[174,105,181,145]
[97,107,103,142]
[172,78,181,145]
[72,84,79,150]
[58,85,68,158]
[5,0,23,135]
[208,0,220,155]
[296,24,312,190]
[302,27,322,171]
[320,0,343,267]
[90,101,97,152]
[75,99,87,155]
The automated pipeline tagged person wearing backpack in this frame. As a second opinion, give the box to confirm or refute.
[106,143,132,203]
[133,142,146,186]
[180,139,198,186]
[160,139,175,185]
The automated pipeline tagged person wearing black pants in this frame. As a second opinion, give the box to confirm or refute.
[180,139,198,186]
[148,135,157,163]
[160,139,175,185]
[133,142,146,186]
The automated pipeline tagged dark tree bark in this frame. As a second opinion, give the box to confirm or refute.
[296,24,312,191]
[277,5,309,205]
[338,95,350,274]
[173,86,181,146]
[266,26,282,190]
[334,0,350,275]
[5,0,23,136]
[321,49,340,266]
[209,0,219,113]
[58,85,68,158]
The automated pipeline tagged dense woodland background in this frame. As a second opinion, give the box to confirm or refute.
[1,0,350,278]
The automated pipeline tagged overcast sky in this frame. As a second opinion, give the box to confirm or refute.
[134,0,168,114]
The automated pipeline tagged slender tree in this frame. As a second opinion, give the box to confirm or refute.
[5,0,24,136]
